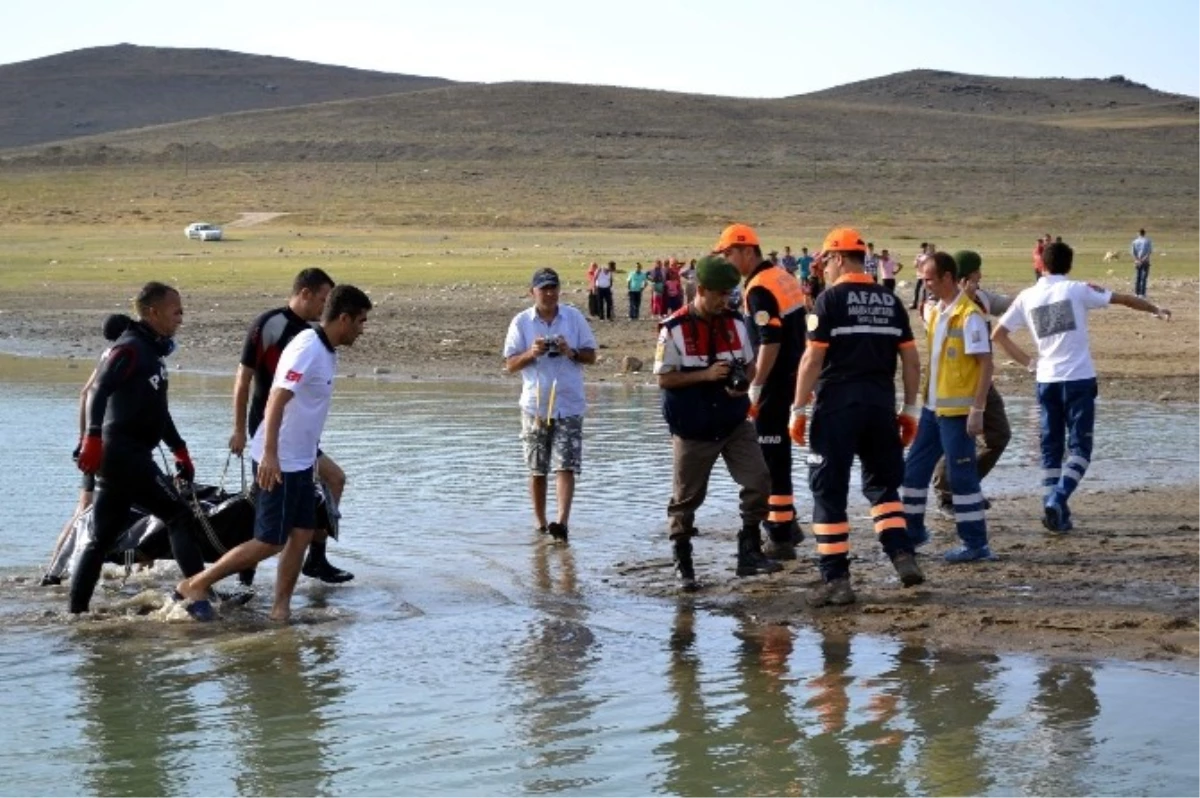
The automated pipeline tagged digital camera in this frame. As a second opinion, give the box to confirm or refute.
[545,337,561,357]
[725,359,750,392]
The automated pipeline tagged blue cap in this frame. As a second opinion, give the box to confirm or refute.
[531,268,560,288]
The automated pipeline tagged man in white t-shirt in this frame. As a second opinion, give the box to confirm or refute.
[176,285,372,621]
[992,241,1171,532]
[503,267,598,543]
[901,252,995,563]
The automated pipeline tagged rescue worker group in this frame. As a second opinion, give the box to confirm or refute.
[66,221,1173,618]
[647,223,1168,604]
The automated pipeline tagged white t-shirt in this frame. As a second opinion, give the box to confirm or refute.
[997,275,1112,383]
[926,292,991,409]
[250,328,337,472]
[595,269,613,289]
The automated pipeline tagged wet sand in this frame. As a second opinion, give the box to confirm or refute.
[610,484,1199,664]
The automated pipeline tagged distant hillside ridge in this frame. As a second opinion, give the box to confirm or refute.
[0,43,457,149]
[804,68,1199,118]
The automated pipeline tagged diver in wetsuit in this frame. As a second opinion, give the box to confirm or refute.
[70,282,208,616]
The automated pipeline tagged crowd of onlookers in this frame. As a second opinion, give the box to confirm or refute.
[584,240,919,322]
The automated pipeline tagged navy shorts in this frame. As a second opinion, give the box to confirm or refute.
[254,467,317,545]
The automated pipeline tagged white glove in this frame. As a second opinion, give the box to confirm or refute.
[1026,356,1038,374]
[1154,305,1172,321]
[748,383,764,407]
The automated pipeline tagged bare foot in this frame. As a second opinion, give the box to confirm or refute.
[268,607,291,623]
[174,578,207,602]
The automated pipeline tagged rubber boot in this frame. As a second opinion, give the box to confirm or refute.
[302,537,355,584]
[736,525,782,577]
[672,535,698,592]
[762,521,802,560]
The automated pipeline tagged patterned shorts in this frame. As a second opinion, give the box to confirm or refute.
[520,413,584,476]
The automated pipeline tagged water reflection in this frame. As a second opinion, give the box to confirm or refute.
[654,615,1045,797]
[75,632,197,797]
[512,541,603,794]
[1018,663,1099,796]
[215,631,344,797]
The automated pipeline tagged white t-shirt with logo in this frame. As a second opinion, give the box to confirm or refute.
[925,293,991,409]
[250,328,337,472]
[997,275,1112,383]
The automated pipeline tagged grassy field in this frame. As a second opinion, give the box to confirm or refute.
[1,219,1194,296]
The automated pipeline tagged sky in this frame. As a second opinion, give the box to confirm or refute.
[2,0,1197,98]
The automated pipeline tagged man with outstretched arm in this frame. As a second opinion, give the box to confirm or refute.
[71,283,209,617]
[178,285,372,622]
[231,267,353,584]
[991,240,1171,532]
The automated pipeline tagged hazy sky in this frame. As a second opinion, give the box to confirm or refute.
[3,0,1197,97]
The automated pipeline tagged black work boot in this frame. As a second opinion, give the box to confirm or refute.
[672,535,698,592]
[891,551,925,587]
[762,521,801,561]
[807,576,856,607]
[736,526,783,577]
[302,538,355,584]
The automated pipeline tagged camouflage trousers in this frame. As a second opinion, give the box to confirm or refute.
[520,413,584,476]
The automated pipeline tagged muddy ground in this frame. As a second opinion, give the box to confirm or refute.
[609,484,1199,664]
[0,277,1196,663]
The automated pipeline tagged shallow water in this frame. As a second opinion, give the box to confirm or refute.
[0,370,1197,796]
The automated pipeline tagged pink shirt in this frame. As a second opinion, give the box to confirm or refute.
[880,257,898,279]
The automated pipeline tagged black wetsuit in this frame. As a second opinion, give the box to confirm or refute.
[69,321,206,613]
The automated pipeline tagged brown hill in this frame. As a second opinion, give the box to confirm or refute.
[0,43,455,149]
[805,68,1198,123]
[0,52,1195,230]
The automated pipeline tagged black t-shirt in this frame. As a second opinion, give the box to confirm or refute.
[807,274,915,409]
[240,306,314,436]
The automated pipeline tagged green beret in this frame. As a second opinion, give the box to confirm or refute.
[695,255,740,291]
[953,250,982,276]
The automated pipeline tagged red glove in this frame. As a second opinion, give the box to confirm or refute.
[77,434,103,474]
[897,404,920,448]
[788,405,808,446]
[173,446,196,483]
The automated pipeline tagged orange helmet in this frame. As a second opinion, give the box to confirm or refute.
[713,223,760,253]
[821,227,867,253]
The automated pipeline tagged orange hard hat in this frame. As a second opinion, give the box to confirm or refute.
[821,227,867,253]
[713,223,760,252]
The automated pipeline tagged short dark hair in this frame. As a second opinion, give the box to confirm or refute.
[929,252,958,281]
[1042,242,1074,275]
[293,268,335,296]
[134,281,177,316]
[1139,228,1146,236]
[323,284,372,322]
[840,250,866,266]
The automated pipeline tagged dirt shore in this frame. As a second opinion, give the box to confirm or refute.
[1,278,1196,663]
[0,277,1196,403]
[609,484,1199,664]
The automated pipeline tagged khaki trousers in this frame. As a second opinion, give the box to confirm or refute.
[668,421,770,538]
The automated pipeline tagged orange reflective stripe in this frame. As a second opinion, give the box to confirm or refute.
[816,541,851,555]
[813,522,851,535]
[898,340,917,349]
[769,495,795,505]
[767,510,795,523]
[874,517,907,532]
[870,501,904,517]
[808,340,830,349]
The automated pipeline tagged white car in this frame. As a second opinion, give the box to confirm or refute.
[184,222,223,241]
